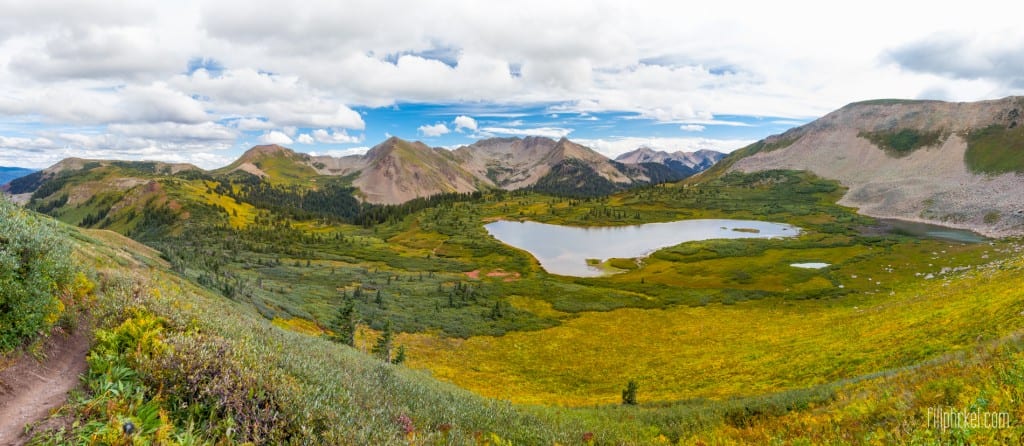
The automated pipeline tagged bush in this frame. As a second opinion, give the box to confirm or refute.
[622,380,639,405]
[0,198,77,352]
[859,128,944,158]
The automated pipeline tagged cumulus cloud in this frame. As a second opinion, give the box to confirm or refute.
[884,34,1024,88]
[2,1,1024,165]
[312,129,362,144]
[418,123,450,137]
[0,83,208,125]
[107,122,238,142]
[453,115,477,131]
[258,130,294,145]
[8,26,183,81]
[479,126,572,139]
[296,133,315,144]
[0,130,236,169]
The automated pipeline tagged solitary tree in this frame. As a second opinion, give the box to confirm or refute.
[622,380,638,405]
[393,345,407,364]
[373,320,395,362]
[330,301,358,347]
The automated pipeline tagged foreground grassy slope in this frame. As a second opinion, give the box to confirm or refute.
[17,203,1024,444]
[13,162,1024,443]
[33,227,609,445]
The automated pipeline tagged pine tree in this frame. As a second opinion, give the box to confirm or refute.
[373,320,394,362]
[489,300,505,319]
[393,345,406,364]
[622,380,638,405]
[330,301,358,347]
[375,289,383,307]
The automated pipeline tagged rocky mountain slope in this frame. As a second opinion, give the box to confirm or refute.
[726,97,1024,236]
[211,136,718,203]
[616,147,725,177]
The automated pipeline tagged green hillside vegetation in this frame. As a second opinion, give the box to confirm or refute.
[531,159,622,198]
[0,199,92,352]
[964,124,1024,174]
[859,128,945,158]
[10,153,1024,443]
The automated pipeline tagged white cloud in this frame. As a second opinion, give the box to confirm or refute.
[479,126,572,139]
[453,115,477,131]
[296,133,315,144]
[679,119,753,127]
[258,130,294,145]
[0,83,208,125]
[232,118,277,131]
[680,124,705,132]
[107,122,238,142]
[8,25,183,81]
[2,0,1024,165]
[309,147,371,157]
[312,128,362,144]
[418,123,450,137]
[0,130,236,170]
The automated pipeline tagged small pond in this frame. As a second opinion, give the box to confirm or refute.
[873,219,987,243]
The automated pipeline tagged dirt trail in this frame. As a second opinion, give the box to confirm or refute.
[0,326,90,445]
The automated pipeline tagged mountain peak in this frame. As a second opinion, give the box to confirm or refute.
[616,147,726,172]
[239,144,296,161]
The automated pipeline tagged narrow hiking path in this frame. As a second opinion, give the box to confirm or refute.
[0,326,90,445]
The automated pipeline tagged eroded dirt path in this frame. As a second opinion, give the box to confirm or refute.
[0,326,90,445]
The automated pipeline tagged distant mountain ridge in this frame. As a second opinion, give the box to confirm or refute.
[0,166,38,187]
[1,135,726,226]
[616,147,726,177]
[720,96,1024,236]
[206,136,722,203]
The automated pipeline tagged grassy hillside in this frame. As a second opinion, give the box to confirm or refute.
[965,124,1024,174]
[11,159,1024,443]
[13,185,1024,444]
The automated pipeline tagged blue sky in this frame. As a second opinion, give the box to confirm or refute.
[231,102,805,160]
[0,1,1022,169]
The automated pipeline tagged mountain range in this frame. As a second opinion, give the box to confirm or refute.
[7,97,1024,237]
[0,166,36,186]
[5,136,722,205]
[615,147,725,175]
[215,136,723,203]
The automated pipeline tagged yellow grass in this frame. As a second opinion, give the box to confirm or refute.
[272,317,327,336]
[401,258,1024,407]
[181,181,258,228]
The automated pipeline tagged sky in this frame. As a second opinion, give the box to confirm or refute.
[0,0,1022,169]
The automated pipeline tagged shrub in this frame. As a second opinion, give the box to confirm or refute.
[622,380,639,405]
[0,198,77,352]
[859,128,944,157]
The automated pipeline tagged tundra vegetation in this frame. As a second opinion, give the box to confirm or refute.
[7,159,1024,444]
